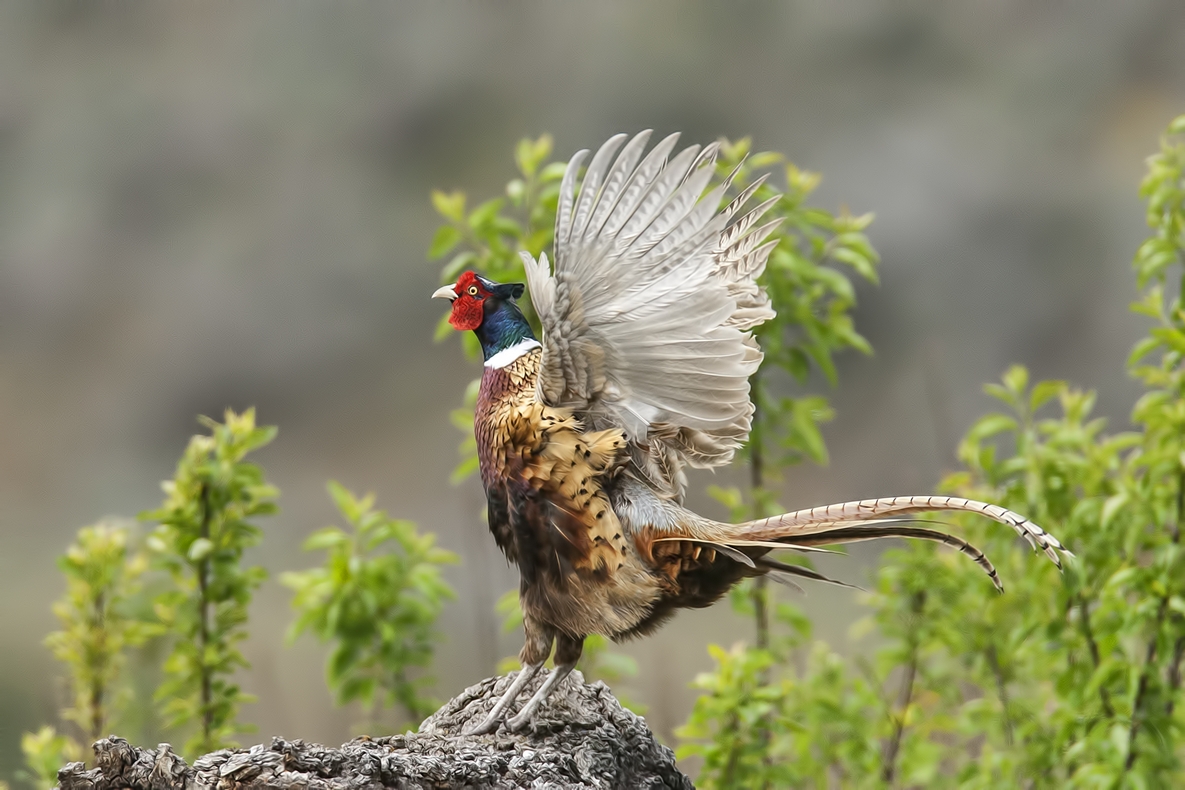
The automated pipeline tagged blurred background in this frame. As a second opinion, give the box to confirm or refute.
[2,0,1185,776]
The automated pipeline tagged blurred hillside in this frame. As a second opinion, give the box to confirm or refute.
[2,1,1184,777]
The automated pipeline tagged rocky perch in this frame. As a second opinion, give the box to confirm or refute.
[55,670,694,790]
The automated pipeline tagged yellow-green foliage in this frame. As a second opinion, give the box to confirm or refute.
[44,521,148,745]
[282,482,458,731]
[679,114,1185,788]
[20,521,148,788]
[142,408,277,757]
[18,727,81,790]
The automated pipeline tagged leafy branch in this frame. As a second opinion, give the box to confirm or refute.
[282,482,458,730]
[680,112,1185,787]
[46,521,149,747]
[142,408,277,757]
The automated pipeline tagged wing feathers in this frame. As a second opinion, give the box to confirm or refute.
[530,132,783,497]
[569,133,628,245]
[618,144,702,246]
[555,150,589,264]
[599,132,682,243]
[583,130,653,243]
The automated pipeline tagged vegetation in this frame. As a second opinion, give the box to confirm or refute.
[45,521,150,747]
[697,138,879,736]
[18,521,151,789]
[678,114,1185,787]
[141,409,277,756]
[14,116,1185,787]
[19,408,457,785]
[17,728,81,790]
[282,482,459,730]
[431,121,1185,785]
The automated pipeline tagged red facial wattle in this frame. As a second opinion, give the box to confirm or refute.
[448,271,487,331]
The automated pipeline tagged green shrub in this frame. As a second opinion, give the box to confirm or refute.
[282,482,458,731]
[17,727,81,790]
[678,114,1185,788]
[19,520,149,787]
[46,521,149,745]
[141,408,277,756]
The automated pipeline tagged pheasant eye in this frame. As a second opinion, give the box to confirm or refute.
[468,285,480,297]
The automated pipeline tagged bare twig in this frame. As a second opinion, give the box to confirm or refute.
[1077,595,1115,719]
[1124,595,1167,773]
[89,589,107,744]
[1125,494,1183,774]
[747,371,771,789]
[1166,633,1185,718]
[985,644,1015,746]
[882,591,926,787]
[198,482,213,746]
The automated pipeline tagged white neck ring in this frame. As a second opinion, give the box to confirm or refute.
[484,338,541,369]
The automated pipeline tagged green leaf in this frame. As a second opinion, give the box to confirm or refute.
[430,190,465,222]
[302,527,348,552]
[539,161,568,181]
[515,134,553,178]
[830,245,878,282]
[467,198,504,231]
[1029,380,1066,411]
[1127,336,1161,368]
[187,538,214,562]
[450,453,479,484]
[1001,364,1029,397]
[1151,326,1185,354]
[326,480,360,522]
[442,251,478,282]
[967,414,1018,442]
[427,225,461,260]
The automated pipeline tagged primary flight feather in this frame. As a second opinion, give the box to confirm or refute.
[432,130,1070,733]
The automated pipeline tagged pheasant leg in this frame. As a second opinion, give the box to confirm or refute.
[469,614,558,735]
[469,662,542,735]
[505,632,584,732]
[505,662,576,732]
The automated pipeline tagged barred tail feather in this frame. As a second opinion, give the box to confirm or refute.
[787,525,1004,592]
[734,495,1070,570]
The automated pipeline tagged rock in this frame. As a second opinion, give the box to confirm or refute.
[55,669,694,790]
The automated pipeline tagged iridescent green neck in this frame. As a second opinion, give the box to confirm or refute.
[476,298,536,362]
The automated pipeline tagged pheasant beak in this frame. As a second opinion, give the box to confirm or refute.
[431,284,458,302]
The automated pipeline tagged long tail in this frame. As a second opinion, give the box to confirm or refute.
[717,495,1071,591]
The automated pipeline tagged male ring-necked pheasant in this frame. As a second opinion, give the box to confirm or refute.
[433,131,1070,734]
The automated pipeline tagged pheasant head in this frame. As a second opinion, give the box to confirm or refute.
[433,271,536,362]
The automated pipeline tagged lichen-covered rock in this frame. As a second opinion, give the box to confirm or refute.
[56,669,694,790]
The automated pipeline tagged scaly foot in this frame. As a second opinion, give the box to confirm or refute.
[505,662,576,732]
[469,663,543,735]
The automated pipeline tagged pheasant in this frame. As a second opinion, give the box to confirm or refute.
[433,131,1070,734]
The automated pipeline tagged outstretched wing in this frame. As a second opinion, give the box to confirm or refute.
[521,131,781,498]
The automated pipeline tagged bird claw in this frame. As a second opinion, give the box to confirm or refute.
[468,715,503,736]
[501,662,577,733]
[467,663,578,735]
[504,710,533,733]
[466,663,544,736]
